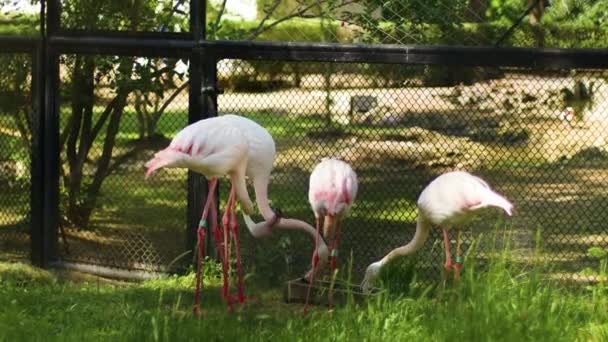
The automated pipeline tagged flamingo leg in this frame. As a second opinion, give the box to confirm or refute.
[210,196,226,297]
[442,228,453,283]
[228,185,247,304]
[454,229,463,283]
[221,182,236,311]
[330,216,342,273]
[193,178,218,316]
[328,216,342,310]
[304,216,321,314]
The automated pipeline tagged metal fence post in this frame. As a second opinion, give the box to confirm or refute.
[41,47,60,267]
[187,48,221,267]
[30,43,45,266]
[186,0,221,268]
[186,50,206,266]
[40,0,61,266]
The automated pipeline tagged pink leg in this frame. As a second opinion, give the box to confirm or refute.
[304,216,321,314]
[330,217,342,273]
[211,199,229,300]
[193,178,218,316]
[443,228,453,283]
[454,229,463,283]
[228,185,247,304]
[221,184,237,311]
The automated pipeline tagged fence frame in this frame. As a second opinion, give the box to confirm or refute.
[1,0,608,271]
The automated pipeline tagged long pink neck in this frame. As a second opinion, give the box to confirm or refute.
[379,215,430,266]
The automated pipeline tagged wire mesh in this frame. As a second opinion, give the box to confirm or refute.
[56,54,191,272]
[217,59,608,285]
[0,52,32,261]
[207,0,607,48]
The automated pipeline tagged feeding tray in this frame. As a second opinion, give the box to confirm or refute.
[284,278,383,306]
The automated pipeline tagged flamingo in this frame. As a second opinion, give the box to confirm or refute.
[145,114,329,313]
[361,171,513,292]
[304,158,358,311]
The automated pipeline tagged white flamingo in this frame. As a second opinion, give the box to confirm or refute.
[361,171,513,292]
[304,158,358,311]
[145,114,329,312]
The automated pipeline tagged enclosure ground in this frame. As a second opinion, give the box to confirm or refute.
[1,259,607,341]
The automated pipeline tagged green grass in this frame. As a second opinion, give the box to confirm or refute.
[2,241,608,342]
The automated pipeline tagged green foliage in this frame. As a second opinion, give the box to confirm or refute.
[347,0,468,45]
[143,257,225,290]
[0,13,38,35]
[485,0,527,22]
[0,262,56,287]
[214,17,339,41]
[588,247,608,259]
[543,0,608,26]
[0,53,32,168]
[256,0,302,19]
[60,0,187,32]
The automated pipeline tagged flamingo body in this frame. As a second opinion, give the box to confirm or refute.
[308,157,358,219]
[146,114,277,215]
[417,171,513,228]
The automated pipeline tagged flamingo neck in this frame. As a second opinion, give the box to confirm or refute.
[379,215,430,266]
[247,174,327,249]
[253,174,275,221]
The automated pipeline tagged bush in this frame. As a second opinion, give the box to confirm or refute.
[215,17,339,42]
[0,14,38,35]
[0,262,56,287]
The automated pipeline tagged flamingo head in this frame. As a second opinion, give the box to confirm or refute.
[361,261,383,293]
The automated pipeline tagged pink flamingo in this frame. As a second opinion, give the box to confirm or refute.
[361,171,513,292]
[304,157,358,312]
[145,114,329,313]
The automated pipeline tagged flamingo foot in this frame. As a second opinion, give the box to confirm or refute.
[453,258,463,283]
[443,261,453,283]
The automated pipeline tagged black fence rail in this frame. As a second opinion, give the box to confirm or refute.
[1,0,608,285]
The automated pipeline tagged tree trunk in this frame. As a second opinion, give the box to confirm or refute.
[466,0,487,22]
[528,0,545,47]
[80,91,129,228]
[66,56,96,228]
[134,91,147,140]
[528,0,545,25]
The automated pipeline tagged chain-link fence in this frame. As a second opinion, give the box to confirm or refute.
[0,52,32,262]
[218,59,608,284]
[54,54,191,273]
[207,0,608,49]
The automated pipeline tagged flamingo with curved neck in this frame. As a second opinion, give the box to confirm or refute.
[361,171,513,292]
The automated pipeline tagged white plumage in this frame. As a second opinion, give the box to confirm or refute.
[309,157,358,220]
[361,171,513,292]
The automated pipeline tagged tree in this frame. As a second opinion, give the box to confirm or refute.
[0,54,32,154]
[58,0,188,229]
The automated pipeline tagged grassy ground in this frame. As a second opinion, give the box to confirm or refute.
[1,241,608,342]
